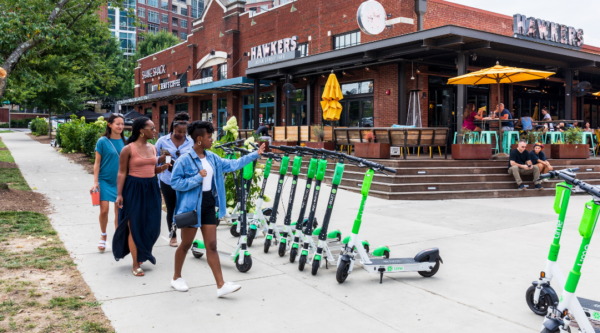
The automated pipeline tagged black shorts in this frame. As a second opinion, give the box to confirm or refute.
[200,191,217,226]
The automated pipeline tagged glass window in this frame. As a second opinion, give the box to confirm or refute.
[137,7,145,18]
[180,32,187,40]
[191,0,204,18]
[119,32,135,53]
[172,5,178,13]
[172,30,178,37]
[181,7,188,16]
[147,0,158,7]
[145,83,152,95]
[175,103,188,113]
[145,108,152,118]
[172,17,178,27]
[218,99,227,109]
[161,0,168,9]
[334,31,361,50]
[218,64,227,80]
[108,9,115,29]
[340,81,373,95]
[181,19,187,28]
[148,10,159,23]
[298,43,309,57]
[201,67,213,79]
[148,23,159,34]
[137,34,145,42]
[161,26,168,31]
[138,0,145,3]
[161,13,168,23]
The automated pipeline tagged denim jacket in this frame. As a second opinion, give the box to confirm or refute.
[170,149,259,227]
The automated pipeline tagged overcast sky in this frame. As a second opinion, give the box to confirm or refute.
[445,0,600,48]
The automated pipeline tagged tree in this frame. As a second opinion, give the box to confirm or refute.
[0,0,127,100]
[135,30,181,60]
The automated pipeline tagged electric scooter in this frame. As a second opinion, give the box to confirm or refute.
[526,168,577,316]
[190,145,256,272]
[535,169,600,333]
[336,154,442,284]
[247,152,281,247]
[213,140,245,230]
[262,145,289,253]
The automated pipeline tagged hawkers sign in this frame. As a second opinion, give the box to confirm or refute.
[151,79,181,92]
[142,65,166,79]
[513,14,584,50]
[248,36,299,68]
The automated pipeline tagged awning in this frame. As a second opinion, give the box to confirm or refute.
[117,87,192,106]
[187,77,273,93]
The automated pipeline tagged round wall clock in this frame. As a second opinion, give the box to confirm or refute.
[357,0,386,36]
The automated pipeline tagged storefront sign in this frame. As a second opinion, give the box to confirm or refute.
[151,79,181,92]
[142,65,166,79]
[116,95,149,105]
[248,36,299,68]
[513,14,584,50]
[357,0,386,36]
[189,76,214,86]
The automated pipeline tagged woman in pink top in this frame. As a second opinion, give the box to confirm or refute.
[113,117,169,276]
[462,103,481,132]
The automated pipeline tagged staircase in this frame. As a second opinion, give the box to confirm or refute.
[282,158,600,200]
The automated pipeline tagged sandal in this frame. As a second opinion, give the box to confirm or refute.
[132,268,144,276]
[98,232,107,252]
[169,238,178,247]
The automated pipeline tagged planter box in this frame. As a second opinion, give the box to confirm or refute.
[551,144,590,159]
[271,141,297,153]
[354,142,390,159]
[303,141,335,151]
[511,144,552,159]
[451,144,492,160]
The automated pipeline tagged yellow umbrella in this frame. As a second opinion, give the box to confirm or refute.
[448,62,555,157]
[593,91,600,96]
[321,73,344,121]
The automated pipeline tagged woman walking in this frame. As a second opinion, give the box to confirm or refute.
[155,112,193,247]
[90,114,126,252]
[114,117,169,276]
[170,121,265,296]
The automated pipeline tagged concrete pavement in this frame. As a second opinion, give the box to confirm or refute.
[3,131,600,333]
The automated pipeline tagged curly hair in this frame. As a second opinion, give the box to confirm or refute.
[127,117,151,144]
[169,112,191,133]
[187,121,214,143]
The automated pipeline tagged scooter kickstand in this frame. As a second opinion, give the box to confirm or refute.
[378,267,385,284]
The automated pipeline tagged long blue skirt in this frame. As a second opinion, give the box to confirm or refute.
[113,176,161,265]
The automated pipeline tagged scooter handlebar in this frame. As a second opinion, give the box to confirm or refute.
[214,139,245,149]
[540,168,600,198]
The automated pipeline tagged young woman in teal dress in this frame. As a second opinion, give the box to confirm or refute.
[91,114,126,252]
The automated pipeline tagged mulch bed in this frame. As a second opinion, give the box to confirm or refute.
[0,189,50,214]
[26,133,52,145]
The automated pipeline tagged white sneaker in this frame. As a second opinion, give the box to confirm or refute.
[217,282,241,297]
[171,278,188,292]
[543,178,549,182]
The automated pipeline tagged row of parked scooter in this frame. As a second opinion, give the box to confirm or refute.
[189,140,442,284]
[526,168,600,333]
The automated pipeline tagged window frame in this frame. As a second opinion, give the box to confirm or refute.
[218,64,228,80]
[161,13,168,23]
[181,19,187,28]
[172,5,178,13]
[298,42,309,57]
[160,0,168,10]
[147,10,159,23]
[334,30,361,50]
[147,0,158,7]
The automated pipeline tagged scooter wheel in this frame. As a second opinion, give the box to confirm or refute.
[235,256,252,273]
[263,239,271,253]
[289,248,298,263]
[525,285,553,316]
[542,327,570,333]
[247,228,256,247]
[191,243,203,259]
[278,242,286,257]
[311,260,320,276]
[336,260,350,283]
[230,224,240,237]
[418,259,440,277]
[298,255,307,271]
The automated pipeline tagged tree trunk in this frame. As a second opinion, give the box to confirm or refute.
[48,108,52,139]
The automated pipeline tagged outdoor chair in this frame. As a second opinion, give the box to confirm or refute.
[546,132,563,144]
[480,131,499,154]
[503,131,520,153]
[580,132,596,158]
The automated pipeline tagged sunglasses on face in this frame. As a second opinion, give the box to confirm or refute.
[144,126,156,131]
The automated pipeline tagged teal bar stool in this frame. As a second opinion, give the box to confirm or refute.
[581,132,596,158]
[466,132,480,144]
[546,132,563,144]
[503,131,520,153]
[480,131,499,154]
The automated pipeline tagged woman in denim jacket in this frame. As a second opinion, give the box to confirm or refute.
[170,121,265,296]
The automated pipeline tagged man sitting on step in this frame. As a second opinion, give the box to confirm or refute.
[508,140,542,190]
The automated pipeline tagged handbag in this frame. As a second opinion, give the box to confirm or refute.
[172,154,202,233]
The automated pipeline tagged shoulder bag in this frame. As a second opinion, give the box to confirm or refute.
[172,153,203,233]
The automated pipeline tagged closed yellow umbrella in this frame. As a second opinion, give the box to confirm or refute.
[321,73,344,121]
[593,91,600,96]
[448,62,555,158]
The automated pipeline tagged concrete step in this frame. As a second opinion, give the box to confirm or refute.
[337,186,567,200]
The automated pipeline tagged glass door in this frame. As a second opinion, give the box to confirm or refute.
[341,98,374,127]
[159,105,169,137]
[217,98,227,138]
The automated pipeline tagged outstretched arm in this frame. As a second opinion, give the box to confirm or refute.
[220,144,265,173]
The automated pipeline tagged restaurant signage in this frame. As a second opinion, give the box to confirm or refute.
[357,0,386,36]
[151,79,181,92]
[248,36,299,68]
[513,14,584,50]
[189,76,214,86]
[116,95,149,105]
[142,65,166,79]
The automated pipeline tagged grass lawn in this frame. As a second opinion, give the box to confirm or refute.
[0,150,14,163]
[0,130,12,133]
[0,139,6,148]
[0,168,29,190]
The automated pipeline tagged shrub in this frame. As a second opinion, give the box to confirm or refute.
[30,117,49,136]
[57,116,85,153]
[80,118,106,157]
[0,123,8,128]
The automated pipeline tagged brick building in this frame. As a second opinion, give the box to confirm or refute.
[118,0,600,139]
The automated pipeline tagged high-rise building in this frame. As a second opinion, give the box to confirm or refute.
[101,0,202,56]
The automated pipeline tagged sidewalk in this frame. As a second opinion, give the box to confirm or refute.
[3,131,600,332]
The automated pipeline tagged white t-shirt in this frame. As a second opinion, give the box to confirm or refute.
[543,113,554,130]
[200,157,214,191]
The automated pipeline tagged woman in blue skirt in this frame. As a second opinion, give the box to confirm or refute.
[113,117,169,276]
[91,114,126,252]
